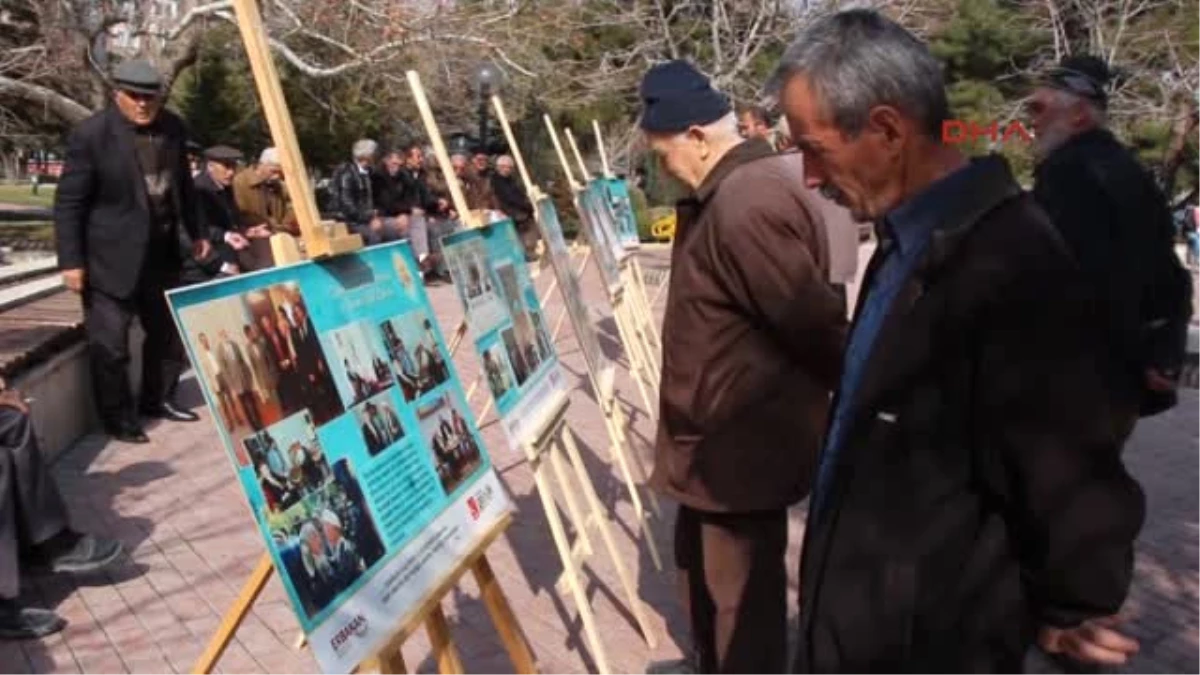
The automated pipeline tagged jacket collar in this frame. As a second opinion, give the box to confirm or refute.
[694,137,776,205]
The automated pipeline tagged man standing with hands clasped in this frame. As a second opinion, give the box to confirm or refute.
[54,60,211,443]
[639,60,846,673]
[770,9,1145,672]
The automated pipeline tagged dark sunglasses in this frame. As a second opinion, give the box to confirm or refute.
[120,89,160,103]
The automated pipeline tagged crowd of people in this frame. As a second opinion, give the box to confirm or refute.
[0,7,1194,669]
[643,8,1192,675]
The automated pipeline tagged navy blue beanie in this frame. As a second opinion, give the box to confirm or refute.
[638,60,732,133]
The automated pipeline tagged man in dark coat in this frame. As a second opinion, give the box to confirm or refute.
[1029,54,1193,426]
[186,145,248,284]
[772,9,1145,671]
[490,155,539,260]
[53,60,210,442]
[639,61,847,673]
[0,386,123,639]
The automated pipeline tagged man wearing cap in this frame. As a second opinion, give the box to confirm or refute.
[190,145,249,281]
[1030,54,1193,432]
[232,147,296,270]
[639,60,846,673]
[54,59,211,442]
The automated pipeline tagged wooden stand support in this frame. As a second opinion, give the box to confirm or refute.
[520,399,659,675]
[543,119,662,418]
[200,6,535,675]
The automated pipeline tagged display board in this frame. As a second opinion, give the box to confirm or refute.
[575,184,624,296]
[441,219,570,449]
[167,241,511,674]
[602,178,641,250]
[535,197,616,400]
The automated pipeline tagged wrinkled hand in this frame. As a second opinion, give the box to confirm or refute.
[1145,368,1177,392]
[62,268,86,293]
[192,239,212,260]
[246,224,272,239]
[1039,616,1139,666]
[226,232,250,250]
[0,388,29,414]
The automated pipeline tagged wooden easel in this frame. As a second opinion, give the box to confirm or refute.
[197,3,534,673]
[491,95,663,562]
[544,118,661,415]
[404,71,658,674]
[580,124,663,366]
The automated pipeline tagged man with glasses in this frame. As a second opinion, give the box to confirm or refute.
[54,59,210,443]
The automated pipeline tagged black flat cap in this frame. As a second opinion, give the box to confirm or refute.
[204,145,244,163]
[112,59,163,95]
[638,60,731,133]
[1041,54,1111,108]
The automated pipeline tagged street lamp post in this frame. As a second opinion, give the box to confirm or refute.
[474,61,503,153]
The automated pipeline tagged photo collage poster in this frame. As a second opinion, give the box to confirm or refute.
[441,219,570,449]
[575,182,624,297]
[168,242,511,673]
[602,177,641,250]
[534,197,617,401]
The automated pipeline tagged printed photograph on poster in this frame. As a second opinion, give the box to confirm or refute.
[390,250,418,298]
[481,343,515,400]
[178,282,344,445]
[379,310,451,402]
[243,410,332,514]
[265,459,385,619]
[443,238,506,334]
[417,392,484,495]
[584,181,627,264]
[352,391,405,457]
[604,178,641,249]
[576,190,622,292]
[325,320,395,408]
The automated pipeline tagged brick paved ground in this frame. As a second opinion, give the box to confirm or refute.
[0,245,1195,674]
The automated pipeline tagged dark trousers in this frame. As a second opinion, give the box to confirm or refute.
[238,390,263,430]
[674,505,788,673]
[0,407,68,599]
[84,274,185,428]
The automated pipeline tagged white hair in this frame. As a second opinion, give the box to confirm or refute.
[496,154,515,167]
[259,147,279,165]
[352,139,378,159]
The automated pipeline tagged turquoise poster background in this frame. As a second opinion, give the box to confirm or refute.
[441,219,568,447]
[602,178,641,249]
[166,242,492,634]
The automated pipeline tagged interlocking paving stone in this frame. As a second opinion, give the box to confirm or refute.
[2,245,1194,674]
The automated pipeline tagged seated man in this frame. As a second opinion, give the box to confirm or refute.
[0,386,123,638]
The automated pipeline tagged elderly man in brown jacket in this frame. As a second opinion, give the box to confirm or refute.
[640,60,847,673]
[231,147,298,270]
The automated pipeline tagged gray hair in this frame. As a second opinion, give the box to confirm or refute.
[352,139,378,159]
[768,8,949,139]
[259,147,279,165]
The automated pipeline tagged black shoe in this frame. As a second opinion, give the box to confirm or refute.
[140,401,200,422]
[0,600,66,640]
[30,532,124,575]
[105,423,149,443]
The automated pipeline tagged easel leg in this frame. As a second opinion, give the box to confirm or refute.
[600,404,663,572]
[613,301,658,415]
[528,454,612,674]
[550,443,595,557]
[609,403,660,516]
[472,558,537,674]
[630,259,662,350]
[192,555,274,674]
[363,645,408,674]
[556,426,658,649]
[426,605,465,674]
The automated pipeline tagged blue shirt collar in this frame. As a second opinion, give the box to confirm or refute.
[882,160,979,255]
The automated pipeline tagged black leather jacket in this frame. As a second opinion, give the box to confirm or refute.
[330,161,375,227]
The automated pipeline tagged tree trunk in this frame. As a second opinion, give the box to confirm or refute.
[1159,96,1199,197]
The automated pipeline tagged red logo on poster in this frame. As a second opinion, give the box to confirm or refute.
[467,496,480,520]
